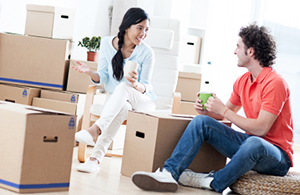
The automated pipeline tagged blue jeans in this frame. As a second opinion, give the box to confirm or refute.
[163,115,291,192]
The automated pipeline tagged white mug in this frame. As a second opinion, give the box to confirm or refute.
[124,61,138,78]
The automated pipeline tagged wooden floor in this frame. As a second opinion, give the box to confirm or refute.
[0,146,299,195]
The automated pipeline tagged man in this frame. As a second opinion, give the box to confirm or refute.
[131,23,293,193]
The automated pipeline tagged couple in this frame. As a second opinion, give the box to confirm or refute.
[74,7,293,193]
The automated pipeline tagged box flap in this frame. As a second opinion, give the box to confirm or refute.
[26,4,56,12]
[0,100,71,116]
[179,71,202,80]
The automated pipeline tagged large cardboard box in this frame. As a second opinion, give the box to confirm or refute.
[176,71,202,101]
[121,111,230,177]
[0,33,71,90]
[66,60,98,93]
[0,101,76,193]
[25,4,75,39]
[0,84,40,105]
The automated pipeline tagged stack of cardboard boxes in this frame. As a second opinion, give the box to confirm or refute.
[0,4,99,127]
[175,71,202,116]
[0,4,97,193]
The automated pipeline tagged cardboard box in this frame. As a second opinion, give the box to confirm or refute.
[32,98,77,115]
[0,33,71,90]
[176,71,202,101]
[41,89,79,103]
[25,4,75,39]
[0,84,40,105]
[179,35,202,64]
[179,101,199,116]
[66,60,98,93]
[0,101,76,193]
[121,111,230,177]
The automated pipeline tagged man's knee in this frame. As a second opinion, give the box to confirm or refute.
[192,115,215,126]
[241,136,267,154]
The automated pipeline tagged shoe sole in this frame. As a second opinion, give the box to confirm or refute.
[132,174,178,192]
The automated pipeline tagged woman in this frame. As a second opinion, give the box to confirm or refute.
[73,7,156,173]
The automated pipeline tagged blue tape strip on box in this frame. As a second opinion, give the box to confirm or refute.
[0,178,69,189]
[0,77,63,89]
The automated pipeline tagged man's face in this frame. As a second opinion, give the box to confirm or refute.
[234,37,250,67]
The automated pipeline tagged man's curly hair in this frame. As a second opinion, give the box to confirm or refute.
[239,23,277,67]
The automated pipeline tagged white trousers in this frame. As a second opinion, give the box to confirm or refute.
[91,82,156,162]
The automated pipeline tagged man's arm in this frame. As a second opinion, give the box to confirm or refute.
[194,96,241,120]
[207,98,278,137]
[223,103,277,136]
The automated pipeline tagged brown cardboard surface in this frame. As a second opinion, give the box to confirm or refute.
[41,89,79,103]
[66,60,97,93]
[121,111,229,177]
[0,33,71,90]
[179,100,199,115]
[176,71,202,101]
[0,101,75,193]
[0,84,40,105]
[32,97,77,115]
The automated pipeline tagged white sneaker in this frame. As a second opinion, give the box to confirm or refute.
[75,129,95,146]
[179,169,214,190]
[76,160,99,173]
[131,168,178,192]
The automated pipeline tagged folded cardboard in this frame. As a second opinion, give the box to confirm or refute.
[121,111,230,177]
[25,4,75,39]
[176,71,202,101]
[41,89,79,103]
[32,97,77,115]
[0,84,40,105]
[179,100,199,115]
[0,101,76,193]
[66,60,98,93]
[0,33,71,90]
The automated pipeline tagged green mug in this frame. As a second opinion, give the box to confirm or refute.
[199,92,213,110]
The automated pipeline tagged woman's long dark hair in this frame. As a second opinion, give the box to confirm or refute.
[111,7,149,81]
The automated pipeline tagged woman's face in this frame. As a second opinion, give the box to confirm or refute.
[125,19,149,46]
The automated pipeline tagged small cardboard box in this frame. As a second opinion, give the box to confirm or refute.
[41,89,79,103]
[0,33,71,90]
[34,90,86,134]
[25,4,75,39]
[176,71,202,102]
[66,60,98,93]
[179,35,202,64]
[32,97,77,115]
[0,101,76,193]
[0,84,40,105]
[179,101,199,116]
[121,111,230,177]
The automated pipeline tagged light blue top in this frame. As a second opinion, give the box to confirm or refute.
[92,36,157,100]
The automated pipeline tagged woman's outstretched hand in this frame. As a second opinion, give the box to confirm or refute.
[72,61,91,74]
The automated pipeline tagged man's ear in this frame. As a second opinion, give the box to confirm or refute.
[247,47,255,57]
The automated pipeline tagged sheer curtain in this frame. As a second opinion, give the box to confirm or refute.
[201,0,300,141]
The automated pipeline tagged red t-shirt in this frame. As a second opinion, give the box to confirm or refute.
[229,67,294,166]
